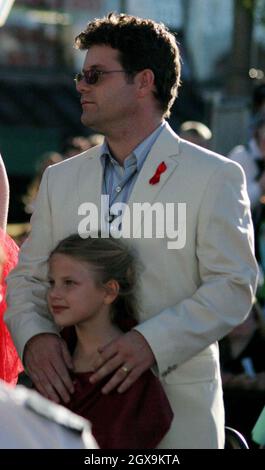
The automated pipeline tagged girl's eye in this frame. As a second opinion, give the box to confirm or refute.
[65,280,75,286]
[48,280,55,287]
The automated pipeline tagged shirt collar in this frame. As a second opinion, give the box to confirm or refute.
[100,120,165,171]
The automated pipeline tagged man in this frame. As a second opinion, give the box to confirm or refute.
[6,13,258,448]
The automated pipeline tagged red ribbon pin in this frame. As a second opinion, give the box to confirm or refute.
[149,161,167,185]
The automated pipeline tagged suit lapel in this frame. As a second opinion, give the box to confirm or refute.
[129,123,181,204]
[77,146,104,230]
[127,124,181,233]
[76,125,181,234]
[78,145,105,201]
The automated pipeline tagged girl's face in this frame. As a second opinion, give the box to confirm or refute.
[47,253,109,328]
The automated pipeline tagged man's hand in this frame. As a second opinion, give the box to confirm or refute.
[89,330,156,394]
[24,333,74,404]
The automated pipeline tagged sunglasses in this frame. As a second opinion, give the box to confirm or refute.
[74,69,126,85]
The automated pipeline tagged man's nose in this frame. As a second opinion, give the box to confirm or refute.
[75,78,91,93]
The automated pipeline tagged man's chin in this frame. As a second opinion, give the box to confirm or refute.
[81,116,98,131]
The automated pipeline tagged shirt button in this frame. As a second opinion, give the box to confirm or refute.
[116,186,121,193]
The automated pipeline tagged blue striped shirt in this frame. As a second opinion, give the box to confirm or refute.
[100,121,165,209]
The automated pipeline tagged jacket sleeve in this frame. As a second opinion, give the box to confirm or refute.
[228,145,261,208]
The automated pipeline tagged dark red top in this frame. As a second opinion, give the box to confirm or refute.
[67,369,173,449]
[62,328,173,449]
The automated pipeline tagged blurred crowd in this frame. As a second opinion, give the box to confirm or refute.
[8,133,104,245]
[179,83,265,448]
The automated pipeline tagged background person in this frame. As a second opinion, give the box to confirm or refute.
[23,151,63,216]
[228,113,265,272]
[220,304,265,447]
[228,113,265,211]
[179,120,212,148]
[0,155,22,384]
[62,134,104,159]
[6,13,258,449]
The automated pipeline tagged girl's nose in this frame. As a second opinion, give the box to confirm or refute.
[48,285,63,299]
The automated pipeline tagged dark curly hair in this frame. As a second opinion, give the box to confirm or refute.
[49,234,140,332]
[75,12,181,118]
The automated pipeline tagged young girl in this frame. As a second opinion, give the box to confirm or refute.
[47,234,173,449]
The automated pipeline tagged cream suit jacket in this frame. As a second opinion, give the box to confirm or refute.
[6,123,258,448]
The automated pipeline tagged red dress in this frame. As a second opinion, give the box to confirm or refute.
[0,230,23,385]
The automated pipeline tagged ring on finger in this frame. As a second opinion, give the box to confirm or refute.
[121,365,130,374]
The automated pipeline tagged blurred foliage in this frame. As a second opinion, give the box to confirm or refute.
[240,0,265,23]
[256,0,265,23]
[241,0,256,9]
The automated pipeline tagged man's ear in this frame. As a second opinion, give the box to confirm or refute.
[103,279,120,305]
[136,69,156,97]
